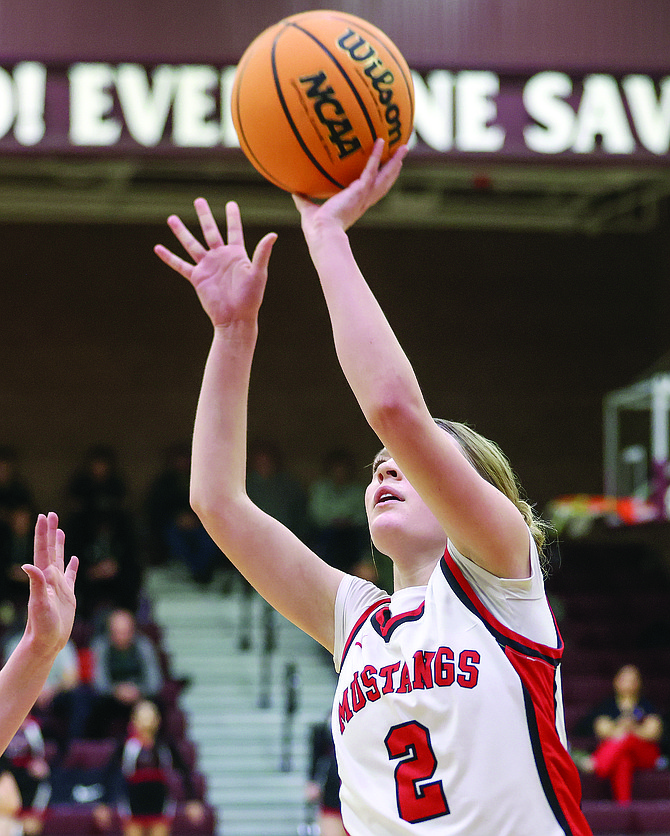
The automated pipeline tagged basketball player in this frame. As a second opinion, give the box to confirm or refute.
[154,141,592,835]
[0,512,78,755]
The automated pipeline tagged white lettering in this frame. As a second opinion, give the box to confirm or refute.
[523,72,575,153]
[455,71,504,152]
[172,65,219,147]
[0,68,16,140]
[0,63,47,145]
[69,63,121,145]
[411,70,453,151]
[116,64,176,147]
[5,61,663,159]
[572,74,635,154]
[13,62,46,145]
[623,75,670,155]
[220,65,240,146]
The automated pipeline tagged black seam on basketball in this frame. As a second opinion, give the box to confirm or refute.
[287,21,378,144]
[271,26,345,191]
[320,14,415,124]
[232,50,294,191]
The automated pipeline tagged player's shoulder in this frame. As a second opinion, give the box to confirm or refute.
[338,574,389,620]
[334,575,390,670]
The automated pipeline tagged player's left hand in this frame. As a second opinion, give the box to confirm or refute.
[154,199,277,330]
[23,513,78,657]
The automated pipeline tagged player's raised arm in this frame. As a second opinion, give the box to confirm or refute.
[293,141,530,579]
[0,512,78,754]
[155,200,344,651]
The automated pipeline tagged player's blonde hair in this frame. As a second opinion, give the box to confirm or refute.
[435,419,551,574]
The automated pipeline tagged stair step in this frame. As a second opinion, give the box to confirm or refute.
[146,564,336,836]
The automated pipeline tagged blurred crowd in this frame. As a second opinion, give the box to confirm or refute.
[0,439,382,836]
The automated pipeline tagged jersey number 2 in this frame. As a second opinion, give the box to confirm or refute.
[385,721,450,823]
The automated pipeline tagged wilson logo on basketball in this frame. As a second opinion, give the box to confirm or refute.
[337,28,404,148]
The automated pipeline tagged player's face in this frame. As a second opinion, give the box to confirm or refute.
[365,450,446,557]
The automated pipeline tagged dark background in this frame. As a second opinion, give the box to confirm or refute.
[2,216,668,515]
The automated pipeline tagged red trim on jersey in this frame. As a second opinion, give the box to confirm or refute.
[506,646,592,836]
[443,547,563,662]
[341,597,391,665]
[372,601,425,640]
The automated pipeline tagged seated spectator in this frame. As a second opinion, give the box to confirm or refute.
[0,715,51,836]
[0,447,34,526]
[238,440,308,650]
[66,446,141,621]
[0,448,36,615]
[88,610,164,739]
[3,619,92,755]
[307,448,371,577]
[94,699,205,836]
[246,440,308,542]
[66,445,127,517]
[306,719,346,836]
[0,504,35,613]
[574,663,664,804]
[145,442,223,585]
[67,508,142,623]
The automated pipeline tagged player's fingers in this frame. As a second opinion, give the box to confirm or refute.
[291,194,310,210]
[251,232,278,274]
[33,513,48,572]
[381,144,409,180]
[291,194,319,224]
[154,245,194,281]
[64,555,79,589]
[46,512,58,566]
[22,563,46,596]
[224,201,245,249]
[53,526,65,573]
[345,138,386,205]
[167,214,208,261]
[360,138,385,181]
[195,198,225,250]
[371,144,408,200]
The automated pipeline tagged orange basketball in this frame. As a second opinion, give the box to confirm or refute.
[231,9,414,199]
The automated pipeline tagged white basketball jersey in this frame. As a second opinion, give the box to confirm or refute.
[331,543,591,835]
